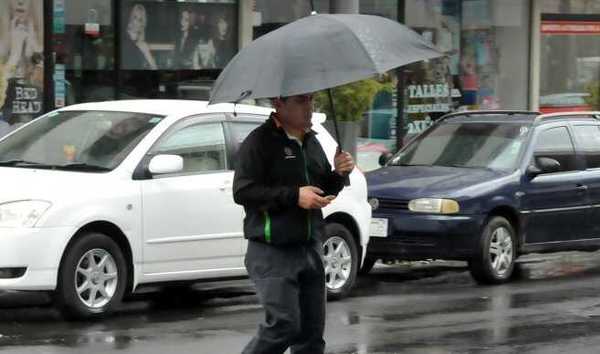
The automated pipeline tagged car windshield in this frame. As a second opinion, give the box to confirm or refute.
[389,121,532,171]
[0,110,164,172]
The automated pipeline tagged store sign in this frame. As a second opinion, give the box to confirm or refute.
[53,0,65,34]
[85,9,100,37]
[405,83,459,135]
[542,21,600,34]
[408,84,451,98]
[54,65,66,108]
[85,22,100,36]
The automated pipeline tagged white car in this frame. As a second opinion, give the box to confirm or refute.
[0,100,371,319]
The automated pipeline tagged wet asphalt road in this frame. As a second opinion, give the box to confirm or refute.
[3,253,600,353]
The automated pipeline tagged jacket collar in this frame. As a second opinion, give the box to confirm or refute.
[267,112,317,142]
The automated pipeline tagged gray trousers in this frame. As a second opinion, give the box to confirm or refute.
[242,239,326,354]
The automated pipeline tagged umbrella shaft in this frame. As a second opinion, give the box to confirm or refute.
[327,89,342,148]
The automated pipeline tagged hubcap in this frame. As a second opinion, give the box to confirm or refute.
[323,236,352,290]
[75,249,118,309]
[489,227,513,277]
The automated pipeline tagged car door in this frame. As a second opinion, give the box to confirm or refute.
[224,116,265,255]
[522,124,589,244]
[572,123,600,238]
[139,116,245,281]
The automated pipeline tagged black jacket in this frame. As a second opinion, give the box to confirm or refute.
[233,116,345,245]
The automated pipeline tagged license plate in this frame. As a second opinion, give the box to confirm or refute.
[370,218,389,237]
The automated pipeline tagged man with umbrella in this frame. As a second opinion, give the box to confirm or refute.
[233,92,354,354]
[211,12,442,354]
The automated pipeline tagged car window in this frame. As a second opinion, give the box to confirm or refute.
[573,125,600,169]
[389,122,530,171]
[229,121,261,170]
[151,122,227,174]
[0,110,162,171]
[533,126,577,172]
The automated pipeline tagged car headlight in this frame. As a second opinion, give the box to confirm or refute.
[408,198,460,214]
[0,200,52,228]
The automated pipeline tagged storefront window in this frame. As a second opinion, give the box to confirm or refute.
[119,0,237,100]
[52,0,115,108]
[540,1,600,113]
[352,0,530,172]
[404,0,530,140]
[356,1,398,171]
[0,0,45,138]
[253,0,330,38]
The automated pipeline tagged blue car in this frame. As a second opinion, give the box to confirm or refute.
[365,110,600,284]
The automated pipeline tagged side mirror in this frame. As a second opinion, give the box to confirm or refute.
[379,152,393,166]
[527,156,561,178]
[148,154,184,175]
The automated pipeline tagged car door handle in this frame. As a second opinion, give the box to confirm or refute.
[575,184,588,191]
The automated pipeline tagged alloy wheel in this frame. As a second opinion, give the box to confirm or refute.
[74,249,119,308]
[323,236,353,290]
[489,227,513,277]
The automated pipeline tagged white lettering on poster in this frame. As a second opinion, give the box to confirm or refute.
[408,84,450,98]
[15,87,38,100]
[12,87,42,114]
[13,101,42,114]
[407,116,433,135]
[406,103,451,113]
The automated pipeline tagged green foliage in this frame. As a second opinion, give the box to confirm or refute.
[314,78,393,122]
[585,81,600,110]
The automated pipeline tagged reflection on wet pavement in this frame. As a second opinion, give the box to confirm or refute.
[3,252,600,353]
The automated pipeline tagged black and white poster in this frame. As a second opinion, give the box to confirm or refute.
[121,1,237,70]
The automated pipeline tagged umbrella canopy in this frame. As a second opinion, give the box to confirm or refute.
[209,13,443,104]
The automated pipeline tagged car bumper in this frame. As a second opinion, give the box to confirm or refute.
[367,212,486,260]
[0,227,74,291]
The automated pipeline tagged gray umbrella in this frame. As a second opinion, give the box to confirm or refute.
[208,13,443,105]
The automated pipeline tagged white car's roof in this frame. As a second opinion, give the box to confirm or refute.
[59,99,274,118]
[57,99,327,123]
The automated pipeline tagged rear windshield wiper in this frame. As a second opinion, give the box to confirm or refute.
[56,162,112,172]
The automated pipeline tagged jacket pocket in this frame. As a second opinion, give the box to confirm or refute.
[269,207,309,245]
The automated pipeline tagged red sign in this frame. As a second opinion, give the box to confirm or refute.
[542,20,600,35]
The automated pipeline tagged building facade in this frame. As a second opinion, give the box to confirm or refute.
[1,0,599,170]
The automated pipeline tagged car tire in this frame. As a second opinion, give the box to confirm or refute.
[358,257,377,275]
[323,222,359,300]
[56,232,128,320]
[468,216,516,285]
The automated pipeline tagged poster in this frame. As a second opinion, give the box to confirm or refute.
[120,1,237,70]
[0,0,45,138]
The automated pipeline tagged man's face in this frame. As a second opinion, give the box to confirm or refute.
[274,94,314,131]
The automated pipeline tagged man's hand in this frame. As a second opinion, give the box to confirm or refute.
[298,186,332,209]
[334,150,355,176]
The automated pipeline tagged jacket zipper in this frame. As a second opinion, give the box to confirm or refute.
[301,146,312,240]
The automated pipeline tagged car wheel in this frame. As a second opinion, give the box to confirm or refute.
[358,257,377,275]
[468,216,516,285]
[323,222,358,300]
[56,232,127,319]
